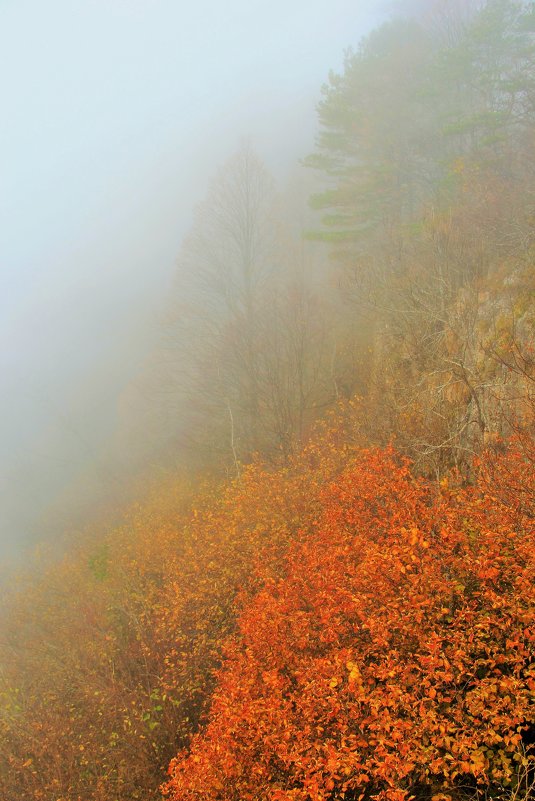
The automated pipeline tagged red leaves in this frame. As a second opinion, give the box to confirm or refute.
[164,442,534,801]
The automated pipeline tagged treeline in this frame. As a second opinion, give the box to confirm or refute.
[0,2,534,800]
[112,0,534,481]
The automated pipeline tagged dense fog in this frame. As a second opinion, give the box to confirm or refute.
[1,0,384,564]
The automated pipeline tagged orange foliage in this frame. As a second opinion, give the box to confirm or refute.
[164,443,535,801]
[2,405,532,801]
[0,412,358,801]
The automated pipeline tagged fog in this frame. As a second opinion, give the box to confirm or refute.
[0,0,390,565]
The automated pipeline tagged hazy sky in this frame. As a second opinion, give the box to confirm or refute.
[0,0,383,560]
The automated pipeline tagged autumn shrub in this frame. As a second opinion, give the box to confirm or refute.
[0,412,358,801]
[0,474,198,801]
[164,443,535,801]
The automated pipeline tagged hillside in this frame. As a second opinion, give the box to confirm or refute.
[0,2,534,800]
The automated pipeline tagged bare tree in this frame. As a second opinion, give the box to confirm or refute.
[151,146,333,472]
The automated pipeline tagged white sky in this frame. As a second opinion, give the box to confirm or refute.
[0,0,383,557]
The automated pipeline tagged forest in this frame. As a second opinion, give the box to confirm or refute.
[0,2,534,800]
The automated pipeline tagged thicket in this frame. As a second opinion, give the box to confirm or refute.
[164,442,535,801]
[0,418,355,800]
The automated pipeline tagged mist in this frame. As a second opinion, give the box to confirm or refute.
[1,0,385,565]
[2,1,534,797]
